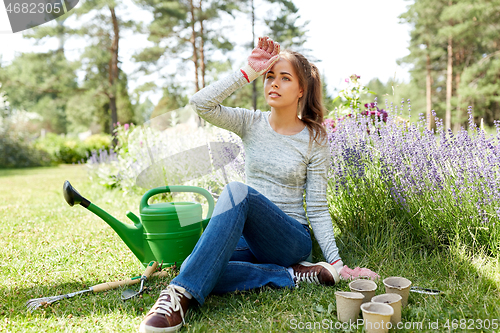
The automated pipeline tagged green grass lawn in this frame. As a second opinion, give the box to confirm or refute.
[0,166,499,332]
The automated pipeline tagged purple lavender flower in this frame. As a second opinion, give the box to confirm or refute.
[326,101,499,253]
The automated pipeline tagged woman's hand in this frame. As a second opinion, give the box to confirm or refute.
[331,260,380,281]
[241,36,280,83]
[338,265,380,281]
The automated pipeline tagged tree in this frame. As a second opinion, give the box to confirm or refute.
[231,0,310,111]
[439,0,477,130]
[8,1,138,135]
[0,83,10,119]
[400,0,446,130]
[246,0,309,110]
[133,0,237,93]
[264,0,309,52]
[0,51,78,133]
[70,0,137,134]
[449,0,500,128]
[442,0,454,130]
[366,77,426,120]
[401,0,500,130]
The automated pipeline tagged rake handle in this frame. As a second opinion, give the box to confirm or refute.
[91,269,168,293]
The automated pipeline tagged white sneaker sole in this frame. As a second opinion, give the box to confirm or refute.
[297,261,340,284]
[139,322,183,333]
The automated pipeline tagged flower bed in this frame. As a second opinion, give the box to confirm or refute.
[327,105,499,255]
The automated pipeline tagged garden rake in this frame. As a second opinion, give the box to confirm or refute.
[26,268,169,311]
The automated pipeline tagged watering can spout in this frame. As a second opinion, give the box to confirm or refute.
[63,181,145,263]
[63,180,90,208]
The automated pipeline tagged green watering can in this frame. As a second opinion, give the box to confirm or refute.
[63,180,215,267]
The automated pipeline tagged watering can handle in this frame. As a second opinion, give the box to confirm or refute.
[140,186,215,221]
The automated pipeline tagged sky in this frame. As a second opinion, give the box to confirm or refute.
[0,0,412,104]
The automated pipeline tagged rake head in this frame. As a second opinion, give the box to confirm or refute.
[26,288,90,312]
[26,295,68,312]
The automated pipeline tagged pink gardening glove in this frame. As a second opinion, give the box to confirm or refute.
[339,265,380,281]
[241,36,280,83]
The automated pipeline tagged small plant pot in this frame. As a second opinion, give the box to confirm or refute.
[335,291,365,323]
[371,293,402,325]
[383,277,412,307]
[360,302,394,333]
[349,279,377,304]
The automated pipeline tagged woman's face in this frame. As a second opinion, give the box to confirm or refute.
[264,58,303,112]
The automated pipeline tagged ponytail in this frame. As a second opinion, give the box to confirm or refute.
[280,50,327,146]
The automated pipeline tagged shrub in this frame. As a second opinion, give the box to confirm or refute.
[0,104,51,168]
[35,132,112,164]
[327,103,500,256]
[84,134,113,152]
[0,131,51,168]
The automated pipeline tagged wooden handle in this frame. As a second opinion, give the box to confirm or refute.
[151,269,170,279]
[91,276,141,293]
[142,261,158,280]
[91,268,170,293]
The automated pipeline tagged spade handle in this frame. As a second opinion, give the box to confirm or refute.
[141,261,158,281]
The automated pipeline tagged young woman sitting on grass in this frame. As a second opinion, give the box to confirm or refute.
[139,37,379,333]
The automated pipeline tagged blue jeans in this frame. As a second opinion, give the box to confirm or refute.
[170,181,312,305]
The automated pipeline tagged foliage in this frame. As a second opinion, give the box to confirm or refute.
[148,83,191,127]
[131,95,155,125]
[1,0,313,137]
[132,0,237,92]
[0,50,78,134]
[327,104,500,256]
[0,94,51,168]
[399,0,500,129]
[440,0,500,126]
[0,131,51,168]
[21,6,138,135]
[264,0,309,52]
[459,53,500,126]
[327,74,375,118]
[84,133,114,152]
[223,76,269,111]
[70,0,137,134]
[35,133,112,164]
[365,77,426,122]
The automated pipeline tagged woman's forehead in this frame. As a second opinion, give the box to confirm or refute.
[269,58,296,75]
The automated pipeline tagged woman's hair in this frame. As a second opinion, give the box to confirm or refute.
[279,50,328,146]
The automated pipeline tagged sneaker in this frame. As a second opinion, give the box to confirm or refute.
[139,284,191,333]
[291,261,340,286]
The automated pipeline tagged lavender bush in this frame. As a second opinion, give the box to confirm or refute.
[327,101,500,255]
